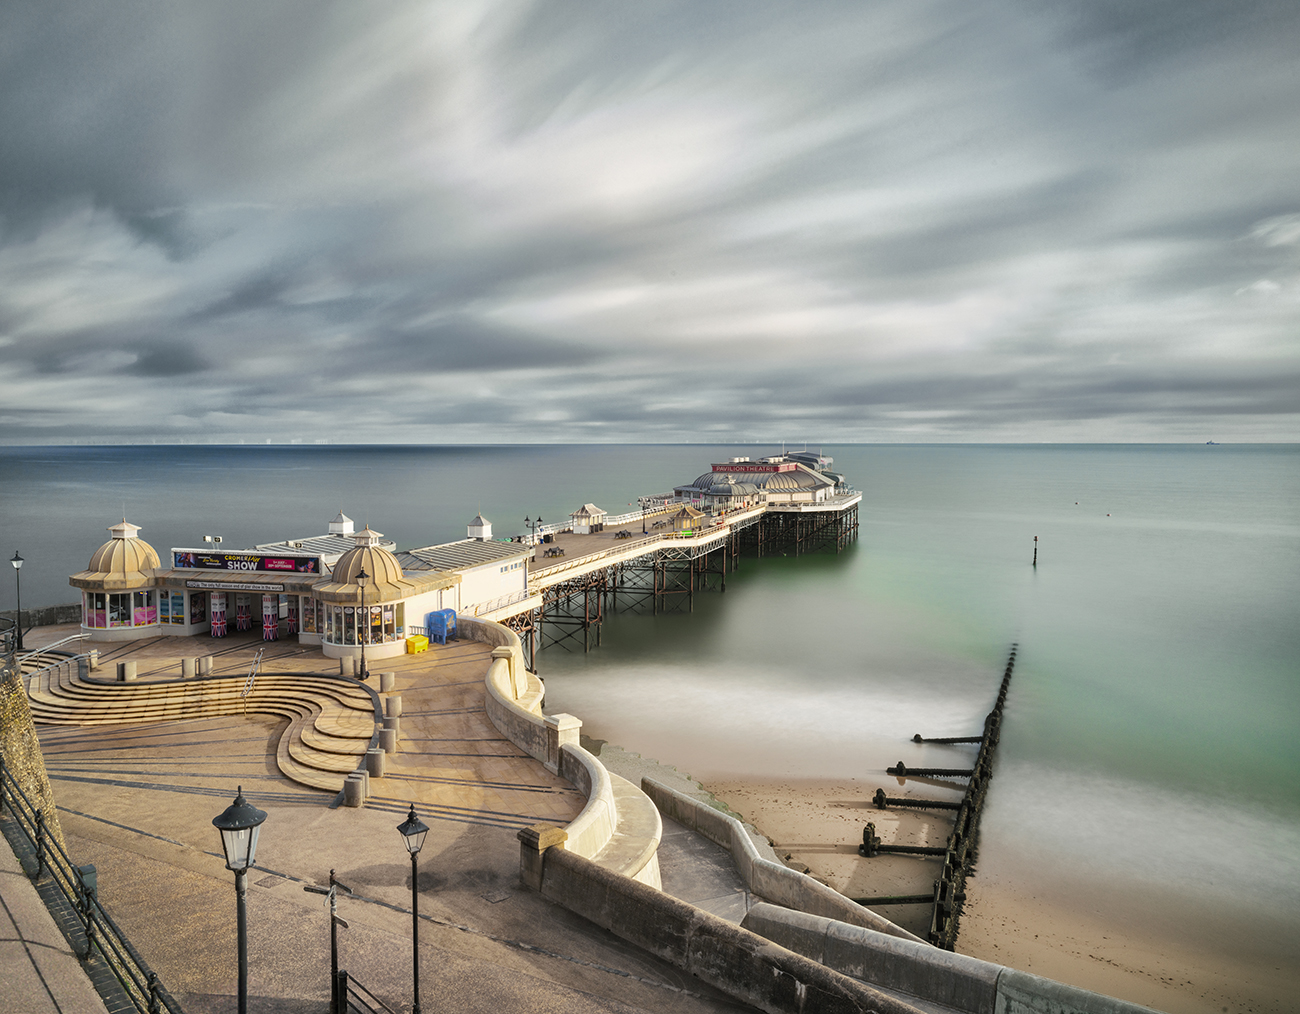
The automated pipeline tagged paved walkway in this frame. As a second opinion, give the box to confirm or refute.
[15,625,754,1013]
[0,838,109,1014]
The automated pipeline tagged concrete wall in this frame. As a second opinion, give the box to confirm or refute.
[2,603,82,629]
[465,616,658,883]
[741,903,1164,1014]
[533,846,923,1014]
[556,742,617,859]
[642,777,924,944]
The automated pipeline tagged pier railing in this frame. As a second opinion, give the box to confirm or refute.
[463,589,538,618]
[530,534,667,582]
[0,751,185,1014]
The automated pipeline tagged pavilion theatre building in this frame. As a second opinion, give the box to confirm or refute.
[69,514,531,661]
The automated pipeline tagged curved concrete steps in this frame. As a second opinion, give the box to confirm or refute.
[23,656,377,794]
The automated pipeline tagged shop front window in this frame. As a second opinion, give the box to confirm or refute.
[343,606,355,645]
[133,590,157,626]
[171,593,186,624]
[86,592,107,628]
[108,593,130,627]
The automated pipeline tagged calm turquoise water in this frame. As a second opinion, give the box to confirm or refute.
[3,443,1298,949]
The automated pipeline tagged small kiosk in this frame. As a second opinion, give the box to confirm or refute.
[69,521,163,642]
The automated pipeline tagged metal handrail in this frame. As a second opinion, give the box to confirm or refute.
[0,615,17,656]
[18,633,89,662]
[336,969,399,1014]
[0,750,185,1013]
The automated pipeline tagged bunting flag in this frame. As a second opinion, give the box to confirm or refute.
[210,592,227,637]
[262,594,279,641]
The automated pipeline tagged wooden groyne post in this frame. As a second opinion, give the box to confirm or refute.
[858,642,1018,950]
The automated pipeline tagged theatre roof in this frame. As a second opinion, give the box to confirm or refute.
[399,539,531,573]
[256,531,397,563]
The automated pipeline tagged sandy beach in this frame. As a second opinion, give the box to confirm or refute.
[705,777,1294,1014]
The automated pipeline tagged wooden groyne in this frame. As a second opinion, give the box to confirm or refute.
[858,642,1017,950]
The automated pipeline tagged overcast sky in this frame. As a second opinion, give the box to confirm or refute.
[1,1,1297,444]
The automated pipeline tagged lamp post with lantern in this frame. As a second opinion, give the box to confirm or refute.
[212,787,268,1014]
[356,567,369,681]
[10,552,23,652]
[396,804,429,1014]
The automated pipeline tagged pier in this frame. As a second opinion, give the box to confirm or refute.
[480,459,861,669]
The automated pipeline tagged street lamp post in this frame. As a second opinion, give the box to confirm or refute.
[524,516,544,546]
[396,804,429,1014]
[10,552,23,652]
[356,567,369,681]
[212,786,268,1014]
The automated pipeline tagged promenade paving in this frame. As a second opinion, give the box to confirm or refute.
[0,836,109,1014]
[15,625,753,1013]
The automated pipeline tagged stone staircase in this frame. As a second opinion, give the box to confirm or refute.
[22,652,378,794]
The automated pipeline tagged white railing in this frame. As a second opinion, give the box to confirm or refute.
[530,534,667,582]
[464,589,538,617]
[601,503,680,526]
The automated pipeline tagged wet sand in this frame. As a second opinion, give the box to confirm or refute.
[705,777,1295,1014]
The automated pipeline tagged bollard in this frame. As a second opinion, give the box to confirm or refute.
[198,656,212,675]
[352,767,370,797]
[382,715,400,739]
[87,649,99,671]
[379,672,395,693]
[385,695,402,718]
[339,658,350,676]
[78,657,89,679]
[343,774,365,808]
[365,748,385,778]
[379,728,397,754]
[117,660,137,682]
[181,658,195,678]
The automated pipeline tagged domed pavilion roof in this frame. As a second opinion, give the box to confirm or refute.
[320,528,416,602]
[69,519,161,591]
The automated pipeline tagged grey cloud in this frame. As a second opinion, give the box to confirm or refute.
[124,344,210,378]
[0,0,1297,443]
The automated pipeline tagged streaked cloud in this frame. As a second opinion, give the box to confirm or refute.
[1,0,1297,443]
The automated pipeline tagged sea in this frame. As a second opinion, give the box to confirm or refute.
[2,442,1297,967]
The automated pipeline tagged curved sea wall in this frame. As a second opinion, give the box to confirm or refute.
[461,616,661,887]
[642,777,924,944]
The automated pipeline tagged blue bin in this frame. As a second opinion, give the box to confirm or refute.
[426,609,457,645]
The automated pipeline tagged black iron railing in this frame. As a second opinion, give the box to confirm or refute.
[335,969,399,1014]
[0,749,185,1014]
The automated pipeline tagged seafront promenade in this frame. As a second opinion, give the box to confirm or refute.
[5,623,752,1013]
